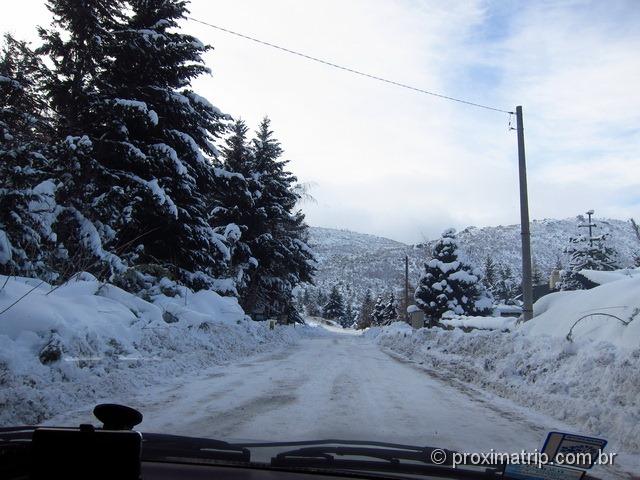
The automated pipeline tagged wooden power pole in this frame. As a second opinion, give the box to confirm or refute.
[516,106,533,321]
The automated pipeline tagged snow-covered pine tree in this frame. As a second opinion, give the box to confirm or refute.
[98,0,235,292]
[0,35,56,278]
[323,285,345,320]
[340,303,355,328]
[381,292,397,324]
[241,118,315,317]
[38,0,132,278]
[372,294,386,325]
[38,0,234,291]
[481,255,497,295]
[532,260,543,286]
[494,264,518,303]
[414,228,492,320]
[37,0,131,281]
[213,119,257,293]
[560,233,620,290]
[356,289,374,329]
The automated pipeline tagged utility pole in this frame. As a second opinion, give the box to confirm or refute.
[579,210,596,247]
[516,106,533,321]
[404,254,409,322]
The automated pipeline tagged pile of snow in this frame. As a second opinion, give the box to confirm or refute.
[578,267,640,286]
[526,276,640,348]
[441,315,516,331]
[0,274,323,426]
[373,276,640,454]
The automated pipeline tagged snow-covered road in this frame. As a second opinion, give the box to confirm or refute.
[51,328,564,448]
[48,327,631,477]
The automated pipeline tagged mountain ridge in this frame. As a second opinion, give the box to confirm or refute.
[306,217,639,304]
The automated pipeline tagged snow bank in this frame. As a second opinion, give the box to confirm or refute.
[0,275,322,425]
[374,277,640,454]
[441,315,516,331]
[579,267,640,286]
[526,276,640,349]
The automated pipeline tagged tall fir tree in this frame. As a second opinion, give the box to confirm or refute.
[340,303,355,328]
[372,294,386,325]
[356,289,375,329]
[37,0,132,281]
[217,118,315,315]
[414,228,492,320]
[481,255,497,296]
[494,264,518,304]
[37,0,234,291]
[0,35,56,278]
[381,292,398,325]
[323,285,344,320]
[213,119,257,292]
[101,0,235,292]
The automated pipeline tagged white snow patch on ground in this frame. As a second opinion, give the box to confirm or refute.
[0,275,325,426]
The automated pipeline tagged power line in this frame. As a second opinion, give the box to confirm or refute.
[186,16,514,115]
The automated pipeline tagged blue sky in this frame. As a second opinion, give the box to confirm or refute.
[3,0,639,242]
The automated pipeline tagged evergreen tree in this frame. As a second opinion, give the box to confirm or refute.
[381,292,397,324]
[323,285,344,320]
[560,233,619,290]
[481,255,497,295]
[38,0,234,291]
[36,0,131,281]
[340,303,355,328]
[356,289,374,329]
[414,228,492,319]
[532,260,544,286]
[102,0,234,291]
[223,118,315,313]
[0,35,56,278]
[494,265,518,304]
[372,294,386,325]
[213,119,257,292]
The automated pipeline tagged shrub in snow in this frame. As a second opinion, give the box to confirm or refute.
[414,228,492,321]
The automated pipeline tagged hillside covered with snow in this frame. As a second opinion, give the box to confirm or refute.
[308,217,639,301]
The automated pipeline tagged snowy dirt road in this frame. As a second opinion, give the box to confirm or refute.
[48,327,631,478]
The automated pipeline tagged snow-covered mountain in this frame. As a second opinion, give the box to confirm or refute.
[308,218,639,301]
[307,227,424,300]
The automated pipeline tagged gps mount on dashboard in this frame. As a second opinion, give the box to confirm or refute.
[30,404,143,480]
